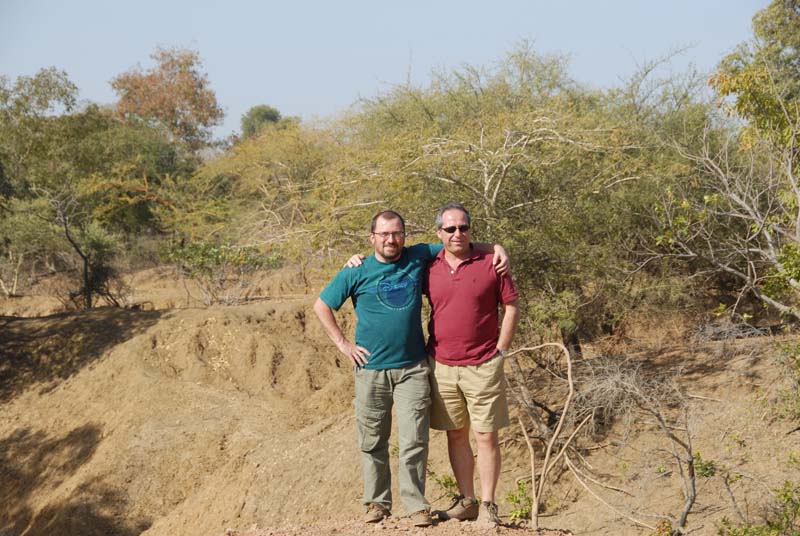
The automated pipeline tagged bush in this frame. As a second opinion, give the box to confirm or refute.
[694,452,718,478]
[717,481,800,535]
[506,480,533,520]
[48,223,129,309]
[164,240,280,305]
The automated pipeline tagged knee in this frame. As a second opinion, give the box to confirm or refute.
[473,430,499,449]
[447,426,471,445]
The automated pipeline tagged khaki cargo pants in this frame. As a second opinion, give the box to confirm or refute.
[354,360,431,514]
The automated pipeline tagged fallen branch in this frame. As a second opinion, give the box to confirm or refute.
[564,453,656,531]
[566,455,634,497]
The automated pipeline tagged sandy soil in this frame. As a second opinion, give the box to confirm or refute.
[223,517,572,535]
[1,268,799,536]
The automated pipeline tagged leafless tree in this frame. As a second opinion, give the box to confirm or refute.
[507,342,593,529]
[644,77,800,320]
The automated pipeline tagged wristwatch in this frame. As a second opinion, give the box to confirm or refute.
[497,348,509,358]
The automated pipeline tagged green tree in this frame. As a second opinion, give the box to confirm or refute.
[187,119,336,249]
[0,69,81,296]
[0,67,78,198]
[241,104,281,139]
[164,240,279,305]
[47,188,124,308]
[1,69,193,301]
[342,42,706,352]
[0,197,61,297]
[651,0,800,321]
[710,0,800,137]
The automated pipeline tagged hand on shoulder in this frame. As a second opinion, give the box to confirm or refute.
[345,253,366,268]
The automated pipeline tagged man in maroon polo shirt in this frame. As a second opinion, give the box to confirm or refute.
[425,202,520,527]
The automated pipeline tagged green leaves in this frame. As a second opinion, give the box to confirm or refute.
[505,480,533,520]
[0,68,78,196]
[717,480,800,535]
[692,452,718,478]
[710,1,800,143]
[164,241,274,279]
[163,241,281,305]
[240,105,282,139]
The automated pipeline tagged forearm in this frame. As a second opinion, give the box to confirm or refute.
[497,300,520,351]
[314,297,371,366]
[313,298,347,347]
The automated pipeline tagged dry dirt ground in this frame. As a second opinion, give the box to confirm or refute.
[1,268,799,536]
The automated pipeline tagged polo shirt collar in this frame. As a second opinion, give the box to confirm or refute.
[433,243,482,265]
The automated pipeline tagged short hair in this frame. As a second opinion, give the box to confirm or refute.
[370,210,405,232]
[435,202,471,229]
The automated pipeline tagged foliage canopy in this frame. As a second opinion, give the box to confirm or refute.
[111,47,224,151]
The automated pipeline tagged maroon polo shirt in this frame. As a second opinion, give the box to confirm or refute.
[424,247,518,366]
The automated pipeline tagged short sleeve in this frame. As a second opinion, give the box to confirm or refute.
[319,267,356,310]
[498,271,519,305]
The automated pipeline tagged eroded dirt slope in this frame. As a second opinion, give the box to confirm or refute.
[1,298,363,536]
[2,282,800,536]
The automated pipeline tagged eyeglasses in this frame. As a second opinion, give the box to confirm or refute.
[440,225,470,234]
[372,231,406,240]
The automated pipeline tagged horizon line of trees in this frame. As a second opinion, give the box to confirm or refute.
[1,1,799,350]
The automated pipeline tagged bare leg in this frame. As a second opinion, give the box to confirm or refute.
[473,430,500,502]
[446,426,476,499]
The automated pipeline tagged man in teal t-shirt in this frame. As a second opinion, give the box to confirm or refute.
[314,210,438,526]
[313,209,507,526]
[319,241,440,370]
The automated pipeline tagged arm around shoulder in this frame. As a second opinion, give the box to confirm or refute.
[473,242,509,275]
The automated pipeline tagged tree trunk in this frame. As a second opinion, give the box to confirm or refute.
[560,327,582,360]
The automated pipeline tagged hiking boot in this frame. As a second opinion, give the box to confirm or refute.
[408,509,433,527]
[442,494,479,521]
[363,503,390,523]
[477,501,501,527]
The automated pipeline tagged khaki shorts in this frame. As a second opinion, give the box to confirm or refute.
[428,353,510,433]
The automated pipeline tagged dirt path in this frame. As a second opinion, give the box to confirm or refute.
[224,517,573,536]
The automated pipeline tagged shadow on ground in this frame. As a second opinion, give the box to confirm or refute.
[0,424,151,536]
[0,308,163,403]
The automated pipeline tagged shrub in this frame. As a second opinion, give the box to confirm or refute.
[717,480,800,536]
[506,480,533,520]
[164,240,280,305]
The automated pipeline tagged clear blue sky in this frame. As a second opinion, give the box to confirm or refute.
[1,0,767,138]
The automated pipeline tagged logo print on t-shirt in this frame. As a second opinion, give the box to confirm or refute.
[376,273,417,310]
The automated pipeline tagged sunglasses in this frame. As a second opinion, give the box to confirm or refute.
[440,225,471,234]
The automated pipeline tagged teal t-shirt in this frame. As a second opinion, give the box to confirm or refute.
[320,243,443,369]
